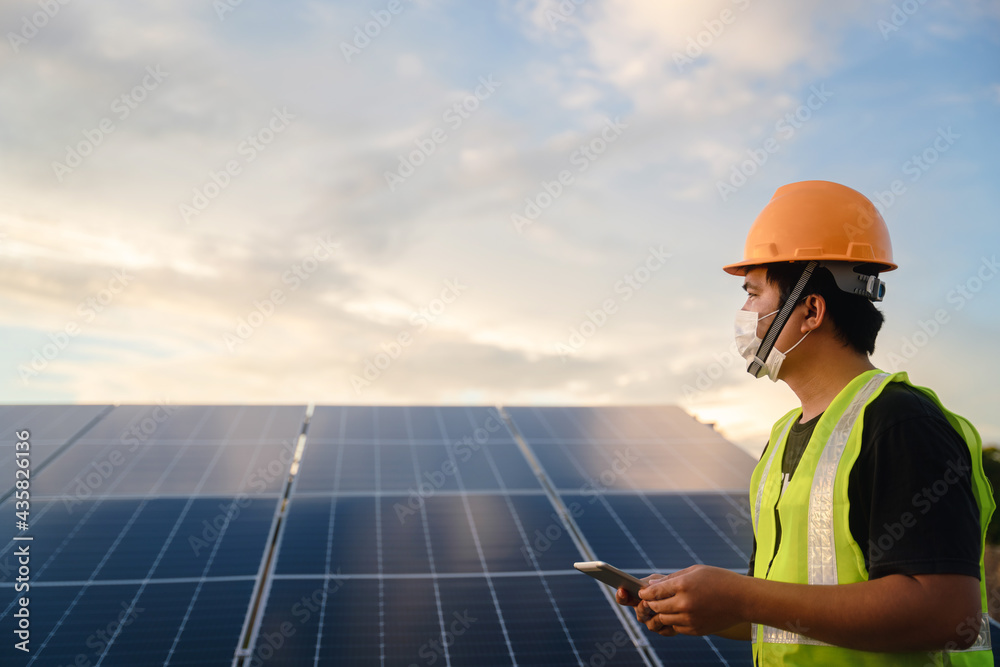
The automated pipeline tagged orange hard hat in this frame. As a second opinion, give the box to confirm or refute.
[723,180,897,276]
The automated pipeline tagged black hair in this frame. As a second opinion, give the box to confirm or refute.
[761,263,885,356]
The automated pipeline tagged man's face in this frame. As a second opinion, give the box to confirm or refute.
[739,267,809,355]
[741,268,780,335]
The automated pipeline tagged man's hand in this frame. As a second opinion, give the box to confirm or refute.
[636,565,746,636]
[616,573,675,636]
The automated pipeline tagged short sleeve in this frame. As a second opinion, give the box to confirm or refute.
[849,383,982,580]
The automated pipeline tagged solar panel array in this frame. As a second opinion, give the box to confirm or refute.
[2,404,995,666]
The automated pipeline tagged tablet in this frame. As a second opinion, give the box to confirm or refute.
[573,560,644,597]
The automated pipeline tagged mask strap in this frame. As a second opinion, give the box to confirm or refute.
[748,260,818,378]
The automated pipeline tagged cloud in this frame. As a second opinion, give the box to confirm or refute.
[1,0,997,457]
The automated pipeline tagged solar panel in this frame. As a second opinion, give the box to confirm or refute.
[0,404,305,666]
[245,405,750,665]
[3,404,997,666]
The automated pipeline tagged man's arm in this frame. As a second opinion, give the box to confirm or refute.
[634,564,982,652]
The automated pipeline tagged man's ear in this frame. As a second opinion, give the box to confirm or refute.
[801,294,826,332]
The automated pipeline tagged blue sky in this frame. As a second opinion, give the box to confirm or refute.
[1,0,997,454]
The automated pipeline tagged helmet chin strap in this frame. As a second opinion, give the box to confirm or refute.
[747,260,818,378]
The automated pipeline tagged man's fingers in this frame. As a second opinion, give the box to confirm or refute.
[616,587,638,607]
[644,596,682,614]
[638,577,676,601]
[646,615,677,636]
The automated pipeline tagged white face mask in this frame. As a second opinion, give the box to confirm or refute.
[734,309,810,382]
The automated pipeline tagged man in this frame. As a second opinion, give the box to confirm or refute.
[616,180,995,664]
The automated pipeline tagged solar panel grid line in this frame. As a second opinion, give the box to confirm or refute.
[581,408,754,563]
[404,406,454,667]
[0,406,215,576]
[29,492,284,502]
[557,444,659,569]
[160,406,288,667]
[271,570,584,580]
[496,407,662,667]
[307,407,346,667]
[589,407,753,516]
[313,408,346,667]
[557,408,732,667]
[15,406,225,665]
[434,407,520,666]
[289,488,547,498]
[0,405,113,508]
[0,574,258,587]
[229,406,311,667]
[456,407,585,667]
[373,408,387,667]
[5,407,210,594]
[523,411,658,571]
[102,405,266,665]
[523,406,748,666]
[20,404,260,659]
[0,405,101,478]
[634,494,704,565]
[268,568,747,581]
[680,496,750,564]
[582,406,754,550]
[559,410,713,566]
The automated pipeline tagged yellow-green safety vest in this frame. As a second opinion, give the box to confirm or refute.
[750,370,995,666]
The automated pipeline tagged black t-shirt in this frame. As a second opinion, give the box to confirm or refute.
[747,381,982,581]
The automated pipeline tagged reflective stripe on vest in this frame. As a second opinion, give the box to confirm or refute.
[807,372,890,586]
[751,370,994,659]
[753,613,992,650]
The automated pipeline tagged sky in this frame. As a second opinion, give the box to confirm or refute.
[1,0,998,456]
